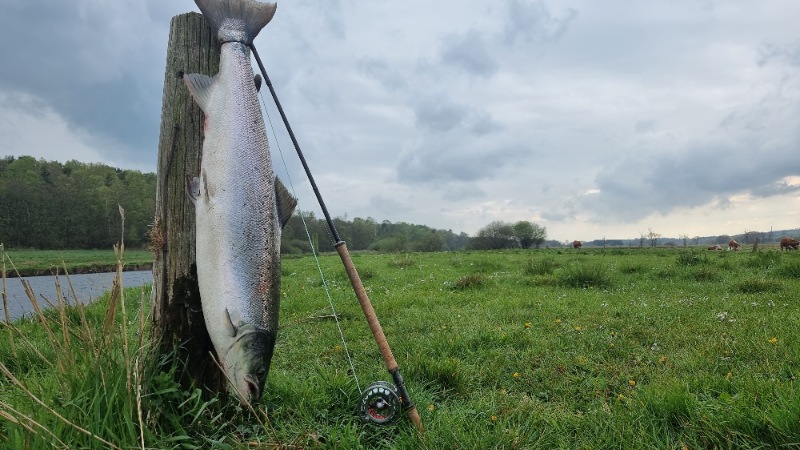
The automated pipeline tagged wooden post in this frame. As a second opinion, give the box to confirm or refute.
[150,12,224,395]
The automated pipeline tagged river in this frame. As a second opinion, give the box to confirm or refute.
[1,270,153,322]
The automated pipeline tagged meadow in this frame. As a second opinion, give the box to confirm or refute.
[0,248,153,276]
[1,247,799,449]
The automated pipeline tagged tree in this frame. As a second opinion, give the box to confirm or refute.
[647,228,661,247]
[470,221,517,250]
[512,220,547,248]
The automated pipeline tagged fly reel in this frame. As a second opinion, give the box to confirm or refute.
[358,381,402,424]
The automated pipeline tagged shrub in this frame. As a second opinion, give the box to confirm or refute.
[557,263,611,288]
[523,257,558,276]
[736,278,782,294]
[676,251,709,266]
[452,273,485,290]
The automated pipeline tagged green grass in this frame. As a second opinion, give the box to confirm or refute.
[1,248,153,276]
[2,247,800,448]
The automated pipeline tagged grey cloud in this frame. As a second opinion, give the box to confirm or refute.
[440,29,499,78]
[502,0,578,46]
[413,96,467,133]
[0,1,172,167]
[577,133,800,223]
[757,41,800,67]
[369,195,412,215]
[442,183,487,201]
[356,57,408,92]
[396,136,529,184]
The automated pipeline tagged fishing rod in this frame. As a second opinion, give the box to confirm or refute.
[249,44,423,431]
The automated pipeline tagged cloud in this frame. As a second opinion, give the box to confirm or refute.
[502,0,578,46]
[440,30,499,78]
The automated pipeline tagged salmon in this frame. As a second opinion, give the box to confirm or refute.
[183,0,296,405]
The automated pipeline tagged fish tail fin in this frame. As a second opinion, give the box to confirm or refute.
[194,0,277,44]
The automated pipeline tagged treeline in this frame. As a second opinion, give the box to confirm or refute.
[0,156,471,252]
[282,212,470,253]
[0,156,156,249]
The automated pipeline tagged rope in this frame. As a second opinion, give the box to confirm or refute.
[258,87,362,394]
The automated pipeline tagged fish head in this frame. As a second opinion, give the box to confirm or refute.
[225,327,275,406]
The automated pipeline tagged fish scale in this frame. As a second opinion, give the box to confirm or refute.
[184,0,295,406]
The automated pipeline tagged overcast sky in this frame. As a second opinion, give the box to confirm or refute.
[1,0,799,242]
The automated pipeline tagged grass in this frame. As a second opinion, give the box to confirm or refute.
[2,247,800,448]
[1,249,153,276]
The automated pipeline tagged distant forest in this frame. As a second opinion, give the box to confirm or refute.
[0,156,470,252]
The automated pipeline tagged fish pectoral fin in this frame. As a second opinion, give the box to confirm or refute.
[275,177,298,229]
[186,176,201,204]
[183,73,215,113]
[223,308,238,337]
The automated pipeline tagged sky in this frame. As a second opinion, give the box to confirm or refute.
[1,0,799,243]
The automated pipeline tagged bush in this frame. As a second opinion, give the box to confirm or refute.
[523,257,558,276]
[676,251,709,266]
[557,262,611,288]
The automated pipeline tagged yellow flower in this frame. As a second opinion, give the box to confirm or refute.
[659,355,667,363]
[609,343,615,348]
[629,379,636,387]
[524,322,532,328]
[618,393,625,400]
[334,345,342,351]
[491,415,497,422]
[768,337,778,344]
[555,319,562,324]
[574,326,581,331]
[513,372,520,379]
[428,404,435,412]
[726,372,733,380]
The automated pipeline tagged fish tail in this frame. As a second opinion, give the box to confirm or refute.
[194,0,277,45]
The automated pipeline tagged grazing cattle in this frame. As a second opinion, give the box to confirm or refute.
[572,240,582,249]
[707,245,722,250]
[780,237,800,251]
[728,240,741,251]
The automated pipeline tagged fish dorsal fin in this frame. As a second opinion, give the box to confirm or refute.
[223,308,238,337]
[275,177,297,229]
[183,73,215,113]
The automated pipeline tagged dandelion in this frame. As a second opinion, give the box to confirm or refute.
[555,318,562,324]
[491,415,497,423]
[609,343,615,348]
[513,372,520,379]
[574,326,581,331]
[659,355,667,363]
[769,337,778,345]
[524,322,532,329]
[726,372,733,380]
[428,404,435,412]
[629,379,636,387]
[618,393,625,400]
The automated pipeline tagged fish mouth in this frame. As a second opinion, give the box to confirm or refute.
[244,374,261,403]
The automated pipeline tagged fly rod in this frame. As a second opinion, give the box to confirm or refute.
[250,44,423,431]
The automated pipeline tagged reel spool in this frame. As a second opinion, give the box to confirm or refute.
[358,381,402,424]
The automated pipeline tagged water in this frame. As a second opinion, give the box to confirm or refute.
[1,270,153,322]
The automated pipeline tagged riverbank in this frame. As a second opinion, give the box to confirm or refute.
[1,249,153,278]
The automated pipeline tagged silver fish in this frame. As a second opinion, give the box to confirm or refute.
[183,0,296,405]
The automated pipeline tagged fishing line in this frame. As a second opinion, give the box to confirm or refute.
[250,44,423,429]
[257,77,363,395]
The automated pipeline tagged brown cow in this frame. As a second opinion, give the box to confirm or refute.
[728,240,741,251]
[780,236,800,251]
[572,240,582,249]
[707,244,722,250]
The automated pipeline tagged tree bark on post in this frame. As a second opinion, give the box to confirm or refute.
[150,12,225,395]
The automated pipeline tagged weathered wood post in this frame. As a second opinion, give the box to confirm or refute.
[150,12,224,394]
